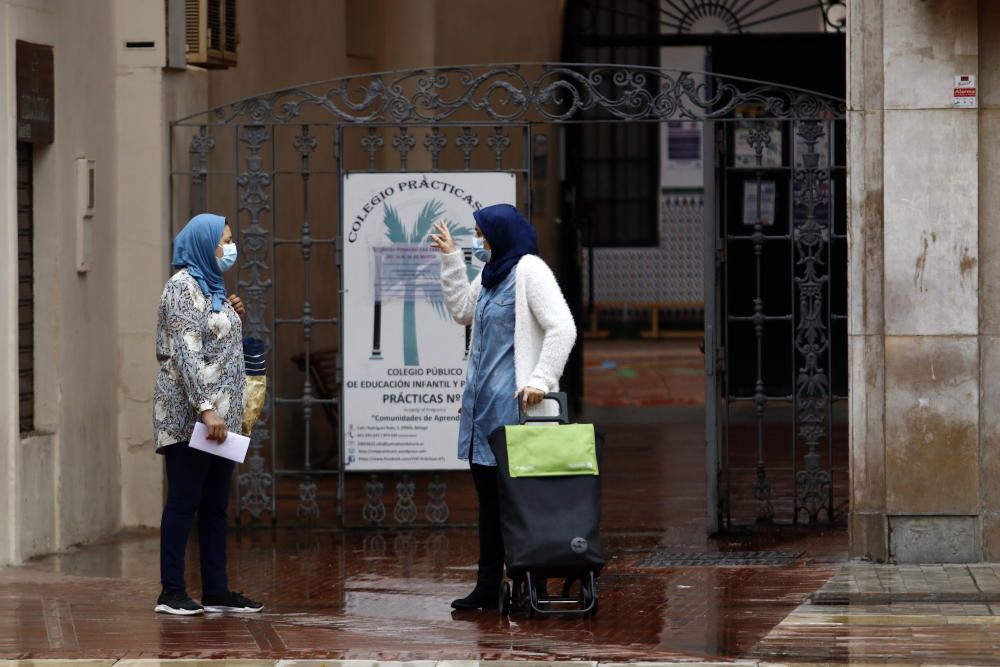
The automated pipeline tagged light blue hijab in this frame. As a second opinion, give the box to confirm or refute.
[172,213,228,312]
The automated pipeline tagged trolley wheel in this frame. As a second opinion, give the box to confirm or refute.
[515,577,529,612]
[500,581,512,615]
[581,577,599,616]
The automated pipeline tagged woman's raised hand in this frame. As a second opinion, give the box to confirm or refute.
[430,219,457,254]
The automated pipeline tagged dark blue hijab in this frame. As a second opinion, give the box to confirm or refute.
[172,213,228,312]
[474,204,539,289]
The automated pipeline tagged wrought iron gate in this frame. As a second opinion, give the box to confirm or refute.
[169,63,846,530]
[707,112,847,530]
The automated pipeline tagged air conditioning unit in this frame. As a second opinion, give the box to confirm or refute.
[185,0,237,68]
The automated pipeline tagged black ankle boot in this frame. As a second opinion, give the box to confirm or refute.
[451,578,500,610]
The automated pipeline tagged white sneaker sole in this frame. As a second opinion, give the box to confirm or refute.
[154,604,204,616]
[203,605,264,613]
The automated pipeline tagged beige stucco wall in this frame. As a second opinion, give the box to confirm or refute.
[0,0,207,566]
[0,0,120,564]
[113,0,210,529]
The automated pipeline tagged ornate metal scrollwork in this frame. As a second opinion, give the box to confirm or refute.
[744,121,775,524]
[392,126,416,171]
[181,64,844,127]
[238,449,273,520]
[455,127,479,169]
[424,126,447,170]
[486,127,511,169]
[235,125,274,521]
[362,475,387,525]
[793,120,834,525]
[170,63,846,530]
[425,474,449,525]
[394,474,418,525]
[361,127,384,171]
[189,125,215,213]
[297,480,319,519]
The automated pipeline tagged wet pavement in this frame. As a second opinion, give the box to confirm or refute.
[0,527,844,662]
[0,393,854,663]
[7,342,987,664]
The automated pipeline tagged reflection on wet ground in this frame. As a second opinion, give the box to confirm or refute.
[0,404,849,661]
[1,527,844,661]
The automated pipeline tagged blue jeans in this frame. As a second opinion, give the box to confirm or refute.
[159,443,234,596]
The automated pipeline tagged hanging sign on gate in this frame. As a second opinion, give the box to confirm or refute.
[342,171,517,471]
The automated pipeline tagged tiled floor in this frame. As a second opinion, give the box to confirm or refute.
[751,562,1000,663]
[13,343,997,664]
[583,339,704,407]
[0,374,849,662]
[0,528,845,662]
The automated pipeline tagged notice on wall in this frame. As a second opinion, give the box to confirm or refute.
[742,180,776,226]
[342,172,517,471]
[954,74,977,108]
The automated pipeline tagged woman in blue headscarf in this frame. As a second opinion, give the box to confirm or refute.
[431,203,577,610]
[152,213,262,616]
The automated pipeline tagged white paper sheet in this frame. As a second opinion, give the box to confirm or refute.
[189,422,250,463]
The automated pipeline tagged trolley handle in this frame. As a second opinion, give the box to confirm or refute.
[517,391,569,425]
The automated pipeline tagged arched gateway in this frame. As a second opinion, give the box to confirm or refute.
[170,63,846,532]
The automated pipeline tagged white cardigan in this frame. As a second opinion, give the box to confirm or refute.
[440,250,577,417]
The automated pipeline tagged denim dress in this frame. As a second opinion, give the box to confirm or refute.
[457,270,518,466]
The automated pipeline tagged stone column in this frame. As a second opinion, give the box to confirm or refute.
[847,0,887,560]
[977,1,1000,560]
[849,0,982,562]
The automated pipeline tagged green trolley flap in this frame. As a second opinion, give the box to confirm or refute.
[504,423,599,478]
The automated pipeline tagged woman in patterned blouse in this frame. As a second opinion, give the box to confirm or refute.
[152,213,262,616]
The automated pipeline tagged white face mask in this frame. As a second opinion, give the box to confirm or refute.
[217,242,238,272]
[472,236,491,263]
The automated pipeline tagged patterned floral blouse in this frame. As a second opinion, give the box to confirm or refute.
[153,268,245,450]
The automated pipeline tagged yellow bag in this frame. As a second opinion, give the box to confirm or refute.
[242,337,267,435]
[242,375,267,435]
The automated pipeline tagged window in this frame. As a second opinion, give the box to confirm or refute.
[567,0,660,247]
[17,142,34,434]
[182,0,238,68]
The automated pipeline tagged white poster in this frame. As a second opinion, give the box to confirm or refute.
[742,180,776,226]
[342,172,517,471]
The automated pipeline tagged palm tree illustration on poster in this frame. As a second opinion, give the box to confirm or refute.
[371,199,476,366]
[341,172,516,471]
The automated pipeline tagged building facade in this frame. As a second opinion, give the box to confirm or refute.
[4,0,998,566]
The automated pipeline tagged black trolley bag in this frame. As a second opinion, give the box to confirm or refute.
[488,392,604,617]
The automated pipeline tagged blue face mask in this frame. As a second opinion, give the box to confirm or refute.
[472,236,491,263]
[217,242,238,272]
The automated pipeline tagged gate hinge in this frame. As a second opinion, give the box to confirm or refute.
[335,235,342,267]
[715,347,726,373]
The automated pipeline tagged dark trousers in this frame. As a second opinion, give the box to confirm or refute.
[160,443,234,596]
[471,463,504,583]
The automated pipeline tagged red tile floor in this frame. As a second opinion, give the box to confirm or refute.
[1,340,861,662]
[583,339,705,407]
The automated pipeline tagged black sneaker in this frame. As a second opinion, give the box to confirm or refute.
[201,591,264,613]
[154,590,204,616]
